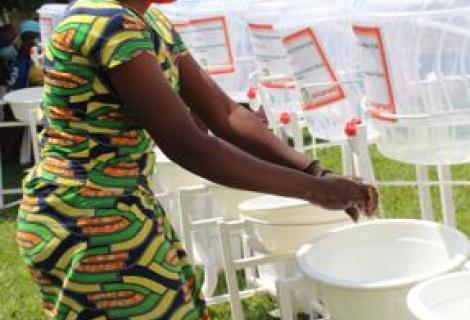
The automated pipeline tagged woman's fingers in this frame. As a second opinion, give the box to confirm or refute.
[345,206,360,223]
[365,184,379,217]
[348,181,379,220]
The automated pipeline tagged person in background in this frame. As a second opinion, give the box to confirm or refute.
[17,0,379,319]
[0,24,29,155]
[6,20,43,90]
[0,24,17,94]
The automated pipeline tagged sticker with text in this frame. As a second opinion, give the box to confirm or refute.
[283,28,345,110]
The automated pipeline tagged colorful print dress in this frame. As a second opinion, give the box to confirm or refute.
[17,1,209,319]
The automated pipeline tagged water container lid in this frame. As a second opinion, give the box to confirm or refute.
[276,0,350,30]
[354,0,466,15]
[245,0,291,25]
[37,3,68,14]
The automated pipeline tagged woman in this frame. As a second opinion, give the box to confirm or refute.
[17,0,378,319]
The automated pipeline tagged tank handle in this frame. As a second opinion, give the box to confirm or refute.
[361,97,431,121]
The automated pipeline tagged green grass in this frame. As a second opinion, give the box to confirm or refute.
[2,146,470,319]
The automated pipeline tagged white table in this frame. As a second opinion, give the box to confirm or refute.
[0,87,42,210]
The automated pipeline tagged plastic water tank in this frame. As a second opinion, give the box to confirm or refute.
[37,4,68,48]
[275,0,363,141]
[245,1,302,125]
[353,0,470,165]
[158,0,255,103]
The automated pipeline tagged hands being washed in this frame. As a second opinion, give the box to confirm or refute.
[304,161,379,222]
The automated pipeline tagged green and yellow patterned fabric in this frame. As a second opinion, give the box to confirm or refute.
[17,1,209,319]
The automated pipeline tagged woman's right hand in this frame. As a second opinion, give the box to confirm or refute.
[309,176,378,222]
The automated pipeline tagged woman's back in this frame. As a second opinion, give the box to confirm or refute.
[35,0,186,192]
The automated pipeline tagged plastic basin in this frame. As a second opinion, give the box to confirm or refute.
[153,148,203,193]
[3,87,43,122]
[297,219,470,320]
[408,271,470,320]
[240,195,350,254]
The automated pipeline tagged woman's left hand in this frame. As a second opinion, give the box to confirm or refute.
[303,161,379,221]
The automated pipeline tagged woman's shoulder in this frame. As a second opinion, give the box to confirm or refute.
[60,0,142,29]
[67,0,129,17]
[48,0,150,59]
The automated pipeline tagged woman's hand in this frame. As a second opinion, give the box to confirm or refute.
[308,175,379,222]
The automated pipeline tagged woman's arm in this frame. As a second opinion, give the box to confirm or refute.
[109,51,375,215]
[179,54,322,174]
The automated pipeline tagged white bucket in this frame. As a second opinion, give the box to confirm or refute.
[240,195,350,293]
[3,87,43,122]
[407,271,470,320]
[240,195,350,254]
[37,4,68,47]
[297,219,470,320]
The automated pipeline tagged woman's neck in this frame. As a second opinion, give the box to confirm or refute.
[119,0,147,16]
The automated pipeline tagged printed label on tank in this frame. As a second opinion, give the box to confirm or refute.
[176,16,234,75]
[248,23,293,86]
[173,21,194,46]
[353,25,396,121]
[283,28,345,111]
[39,17,53,45]
[260,81,299,113]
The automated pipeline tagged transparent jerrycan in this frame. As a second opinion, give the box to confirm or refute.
[167,0,254,103]
[245,0,303,128]
[276,0,363,141]
[354,0,470,165]
[37,4,68,48]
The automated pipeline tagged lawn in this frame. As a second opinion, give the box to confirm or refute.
[2,145,470,320]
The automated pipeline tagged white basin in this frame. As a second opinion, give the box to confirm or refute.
[408,271,470,320]
[3,87,43,122]
[297,220,470,320]
[153,148,203,193]
[240,195,350,254]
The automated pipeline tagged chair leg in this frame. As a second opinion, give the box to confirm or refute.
[20,128,32,166]
[29,109,40,164]
[218,222,245,320]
